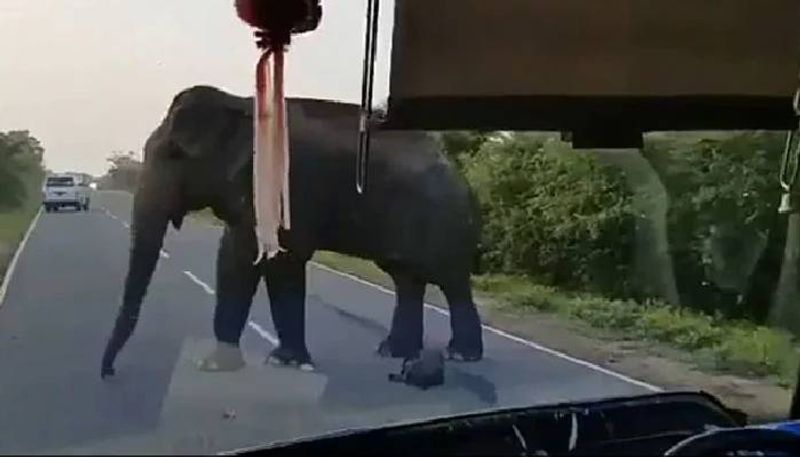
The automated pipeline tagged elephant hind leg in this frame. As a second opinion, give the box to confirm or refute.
[378,270,426,359]
[441,276,484,362]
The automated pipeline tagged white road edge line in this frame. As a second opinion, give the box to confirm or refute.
[309,261,662,392]
[183,270,215,295]
[248,321,279,346]
[0,207,43,307]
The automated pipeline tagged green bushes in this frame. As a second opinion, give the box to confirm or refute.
[460,134,636,296]
[641,133,786,319]
[0,131,44,210]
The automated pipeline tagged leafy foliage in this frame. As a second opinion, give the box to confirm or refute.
[0,131,44,210]
[462,134,636,295]
[437,131,492,167]
[641,133,786,318]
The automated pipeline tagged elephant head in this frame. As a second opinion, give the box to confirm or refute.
[101,86,254,378]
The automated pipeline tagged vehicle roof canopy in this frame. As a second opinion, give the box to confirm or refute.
[383,0,800,147]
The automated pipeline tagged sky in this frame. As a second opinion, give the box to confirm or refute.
[0,0,395,176]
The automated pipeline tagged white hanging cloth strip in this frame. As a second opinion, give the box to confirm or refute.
[253,47,291,264]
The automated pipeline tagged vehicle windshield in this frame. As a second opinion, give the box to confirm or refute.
[0,1,798,455]
[46,177,75,187]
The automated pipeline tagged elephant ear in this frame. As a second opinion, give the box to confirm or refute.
[167,87,251,163]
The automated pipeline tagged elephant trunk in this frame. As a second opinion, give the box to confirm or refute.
[101,189,169,378]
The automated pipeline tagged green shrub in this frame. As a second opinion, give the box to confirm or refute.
[462,135,636,296]
[641,133,785,319]
[0,131,44,210]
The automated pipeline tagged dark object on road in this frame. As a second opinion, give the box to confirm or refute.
[231,391,800,456]
[101,86,483,379]
[388,349,445,390]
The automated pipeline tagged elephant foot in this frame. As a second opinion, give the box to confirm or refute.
[446,341,483,362]
[267,346,314,372]
[376,338,421,359]
[197,343,246,372]
[101,365,115,380]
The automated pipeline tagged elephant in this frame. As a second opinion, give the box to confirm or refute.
[100,85,484,377]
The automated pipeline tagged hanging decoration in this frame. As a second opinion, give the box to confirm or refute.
[234,0,322,261]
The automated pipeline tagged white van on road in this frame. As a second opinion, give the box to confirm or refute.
[43,174,91,212]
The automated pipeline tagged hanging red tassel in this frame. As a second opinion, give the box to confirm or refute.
[234,0,321,261]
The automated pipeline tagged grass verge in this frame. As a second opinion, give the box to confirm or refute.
[0,195,42,284]
[312,251,800,386]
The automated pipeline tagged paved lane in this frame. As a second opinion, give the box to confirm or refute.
[0,191,654,454]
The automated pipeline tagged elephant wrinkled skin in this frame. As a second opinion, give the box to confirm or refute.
[101,86,484,378]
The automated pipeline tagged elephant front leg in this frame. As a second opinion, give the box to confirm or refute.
[264,252,313,370]
[199,227,260,372]
[377,273,425,359]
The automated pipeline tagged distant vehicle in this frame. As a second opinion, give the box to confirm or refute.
[43,174,91,212]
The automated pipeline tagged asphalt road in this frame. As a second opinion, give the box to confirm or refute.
[0,191,655,454]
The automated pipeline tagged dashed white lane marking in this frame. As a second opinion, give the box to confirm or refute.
[121,221,130,229]
[159,249,170,259]
[0,207,43,307]
[183,270,216,295]
[309,261,661,392]
[247,321,280,346]
[180,270,277,346]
